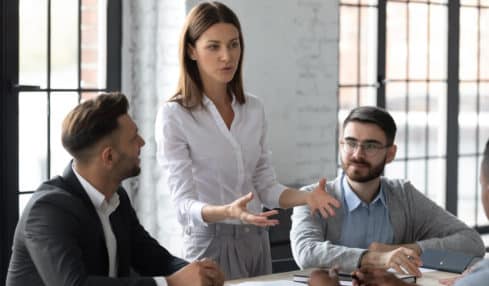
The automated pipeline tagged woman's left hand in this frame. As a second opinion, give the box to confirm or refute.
[228,192,280,227]
[307,178,340,218]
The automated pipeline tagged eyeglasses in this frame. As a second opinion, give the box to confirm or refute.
[340,140,391,157]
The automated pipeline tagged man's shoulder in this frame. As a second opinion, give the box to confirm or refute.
[381,177,417,194]
[34,178,70,199]
[26,178,87,215]
[381,177,432,207]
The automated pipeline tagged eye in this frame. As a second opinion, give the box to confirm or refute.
[207,44,219,51]
[345,140,357,148]
[363,142,382,150]
[230,41,240,49]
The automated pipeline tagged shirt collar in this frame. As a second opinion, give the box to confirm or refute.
[72,164,119,214]
[342,173,387,212]
[203,92,236,107]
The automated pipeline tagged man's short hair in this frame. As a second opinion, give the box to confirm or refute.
[62,92,128,160]
[343,106,397,146]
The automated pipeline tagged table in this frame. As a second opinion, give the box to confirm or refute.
[225,268,461,285]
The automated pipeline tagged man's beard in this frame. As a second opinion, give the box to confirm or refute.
[341,157,386,183]
[128,165,141,178]
[118,153,141,179]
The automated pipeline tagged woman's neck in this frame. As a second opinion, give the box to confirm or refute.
[203,82,230,108]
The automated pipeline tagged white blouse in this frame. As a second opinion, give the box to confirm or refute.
[155,93,285,227]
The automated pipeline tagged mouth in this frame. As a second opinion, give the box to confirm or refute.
[349,161,370,168]
[220,66,234,72]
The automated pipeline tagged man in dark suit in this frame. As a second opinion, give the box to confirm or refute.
[6,92,224,286]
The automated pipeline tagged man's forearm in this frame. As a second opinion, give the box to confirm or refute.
[369,242,421,255]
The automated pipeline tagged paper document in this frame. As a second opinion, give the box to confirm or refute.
[228,281,302,286]
[420,267,437,273]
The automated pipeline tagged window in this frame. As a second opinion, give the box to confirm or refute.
[17,0,121,213]
[459,0,489,229]
[0,0,121,281]
[339,0,489,231]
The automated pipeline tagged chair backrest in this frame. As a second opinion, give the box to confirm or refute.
[267,208,299,273]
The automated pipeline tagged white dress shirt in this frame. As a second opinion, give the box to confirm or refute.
[155,93,286,226]
[73,165,168,286]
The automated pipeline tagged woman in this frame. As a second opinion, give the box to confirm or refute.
[155,1,340,280]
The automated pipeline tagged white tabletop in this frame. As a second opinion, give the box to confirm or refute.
[225,268,461,286]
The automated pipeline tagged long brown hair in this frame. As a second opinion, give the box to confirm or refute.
[170,1,245,110]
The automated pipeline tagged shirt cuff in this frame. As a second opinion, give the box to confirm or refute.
[357,250,369,268]
[266,183,288,209]
[189,200,208,226]
[153,277,168,286]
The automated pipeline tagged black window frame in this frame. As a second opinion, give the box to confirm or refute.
[339,0,489,233]
[0,0,121,282]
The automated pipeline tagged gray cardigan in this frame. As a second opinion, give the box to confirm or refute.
[290,176,485,272]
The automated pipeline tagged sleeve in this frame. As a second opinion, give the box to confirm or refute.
[289,184,365,272]
[454,260,489,286]
[252,102,286,209]
[121,191,188,276]
[405,182,485,257]
[455,271,489,286]
[153,277,168,286]
[155,104,207,227]
[24,193,157,286]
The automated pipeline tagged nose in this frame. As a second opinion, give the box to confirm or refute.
[351,145,366,158]
[220,48,231,62]
[138,135,145,147]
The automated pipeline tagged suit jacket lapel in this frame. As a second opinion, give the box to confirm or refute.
[58,163,110,273]
[60,163,100,217]
[109,194,130,277]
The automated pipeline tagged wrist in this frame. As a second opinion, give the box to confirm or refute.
[410,243,422,255]
[224,204,233,219]
[358,250,369,268]
[360,250,384,268]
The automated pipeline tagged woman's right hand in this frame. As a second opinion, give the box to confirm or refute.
[227,192,280,227]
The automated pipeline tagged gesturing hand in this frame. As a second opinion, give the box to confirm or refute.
[307,178,341,218]
[228,192,279,227]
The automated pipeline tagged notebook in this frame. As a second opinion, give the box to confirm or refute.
[420,249,479,273]
[293,270,416,284]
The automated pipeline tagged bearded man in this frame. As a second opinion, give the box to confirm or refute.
[290,106,484,277]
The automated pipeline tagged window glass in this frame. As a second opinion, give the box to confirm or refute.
[51,0,78,88]
[19,92,47,191]
[19,0,47,88]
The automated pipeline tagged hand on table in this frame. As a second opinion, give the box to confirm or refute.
[361,247,423,277]
[308,268,341,286]
[167,258,224,286]
[352,268,414,286]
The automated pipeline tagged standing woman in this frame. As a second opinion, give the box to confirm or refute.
[155,1,340,280]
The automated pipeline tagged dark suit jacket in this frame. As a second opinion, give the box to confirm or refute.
[6,164,187,286]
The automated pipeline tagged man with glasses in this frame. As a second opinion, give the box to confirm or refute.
[290,106,484,277]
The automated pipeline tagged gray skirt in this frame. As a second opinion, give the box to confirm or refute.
[183,223,272,280]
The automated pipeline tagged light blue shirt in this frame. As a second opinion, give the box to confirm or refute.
[455,259,489,286]
[339,174,394,249]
